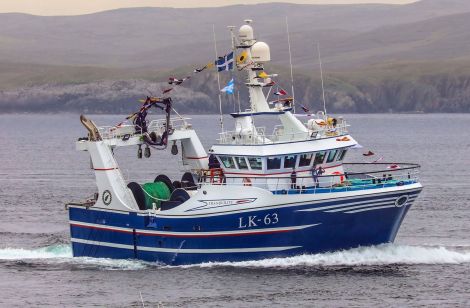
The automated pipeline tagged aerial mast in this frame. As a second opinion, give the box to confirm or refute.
[285,16,296,114]
[212,24,224,132]
[317,42,327,115]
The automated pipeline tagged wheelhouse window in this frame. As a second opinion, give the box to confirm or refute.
[267,156,282,170]
[326,150,338,163]
[337,149,348,161]
[314,151,326,164]
[299,153,313,167]
[248,157,263,170]
[283,155,297,169]
[219,156,236,169]
[235,157,248,169]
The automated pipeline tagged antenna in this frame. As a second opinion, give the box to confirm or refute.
[317,42,327,115]
[285,16,296,113]
[228,26,236,51]
[212,24,224,132]
[237,90,241,113]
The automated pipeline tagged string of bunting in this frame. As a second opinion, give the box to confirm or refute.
[116,49,308,126]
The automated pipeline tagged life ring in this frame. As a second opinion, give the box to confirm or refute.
[332,171,345,183]
[210,168,224,184]
[243,177,252,186]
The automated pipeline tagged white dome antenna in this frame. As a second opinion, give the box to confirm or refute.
[250,41,270,63]
[239,24,254,43]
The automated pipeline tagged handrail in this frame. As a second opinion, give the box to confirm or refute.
[198,163,421,194]
[95,117,192,140]
[217,121,349,145]
[201,163,420,181]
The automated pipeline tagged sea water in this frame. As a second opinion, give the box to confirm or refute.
[0,113,469,307]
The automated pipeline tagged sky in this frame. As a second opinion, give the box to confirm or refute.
[0,0,417,16]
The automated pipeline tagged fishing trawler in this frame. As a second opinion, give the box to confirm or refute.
[67,20,422,265]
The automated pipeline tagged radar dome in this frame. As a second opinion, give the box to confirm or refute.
[238,25,254,42]
[250,41,270,63]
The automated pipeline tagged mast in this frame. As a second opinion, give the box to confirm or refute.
[212,24,224,132]
[285,16,296,114]
[237,19,270,113]
[317,42,327,115]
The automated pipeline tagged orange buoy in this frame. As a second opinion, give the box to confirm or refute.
[332,171,345,183]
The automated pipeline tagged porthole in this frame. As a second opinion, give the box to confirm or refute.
[395,195,409,208]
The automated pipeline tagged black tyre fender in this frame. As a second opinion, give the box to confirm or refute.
[172,180,182,189]
[127,182,146,210]
[181,172,197,183]
[170,188,191,203]
[154,174,174,193]
[181,172,197,190]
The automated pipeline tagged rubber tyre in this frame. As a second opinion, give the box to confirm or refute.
[127,182,146,210]
[170,188,191,203]
[172,180,182,189]
[154,174,174,193]
[181,172,197,190]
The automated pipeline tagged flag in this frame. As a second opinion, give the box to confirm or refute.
[363,151,375,156]
[274,89,287,96]
[257,71,269,79]
[372,157,383,163]
[237,51,248,64]
[194,61,215,73]
[216,52,234,72]
[263,80,275,87]
[168,76,190,85]
[221,78,234,94]
[300,105,310,113]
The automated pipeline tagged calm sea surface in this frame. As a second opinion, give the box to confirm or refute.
[0,113,469,307]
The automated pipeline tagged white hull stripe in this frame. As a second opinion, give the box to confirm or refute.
[325,196,417,213]
[345,204,409,214]
[298,194,417,213]
[70,220,321,237]
[71,238,301,254]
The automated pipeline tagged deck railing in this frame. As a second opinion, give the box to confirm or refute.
[217,121,349,145]
[96,118,191,140]
[198,163,420,194]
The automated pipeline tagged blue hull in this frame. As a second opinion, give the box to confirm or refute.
[69,188,421,265]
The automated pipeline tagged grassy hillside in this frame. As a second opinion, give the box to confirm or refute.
[1,60,469,113]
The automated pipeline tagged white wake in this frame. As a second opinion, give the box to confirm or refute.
[1,244,470,270]
[195,244,470,268]
[0,245,148,270]
[0,245,72,259]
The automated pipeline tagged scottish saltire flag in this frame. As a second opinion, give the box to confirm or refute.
[216,52,234,72]
[221,78,234,94]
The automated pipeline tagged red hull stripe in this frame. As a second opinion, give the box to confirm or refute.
[70,223,298,238]
[185,156,209,160]
[94,167,119,171]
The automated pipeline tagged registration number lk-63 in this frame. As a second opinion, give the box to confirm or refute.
[238,213,279,229]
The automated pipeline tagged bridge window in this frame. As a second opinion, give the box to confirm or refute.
[299,153,313,167]
[219,156,236,169]
[248,157,263,170]
[337,149,348,161]
[267,156,282,170]
[284,155,297,169]
[314,151,326,164]
[327,150,338,163]
[235,157,249,169]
